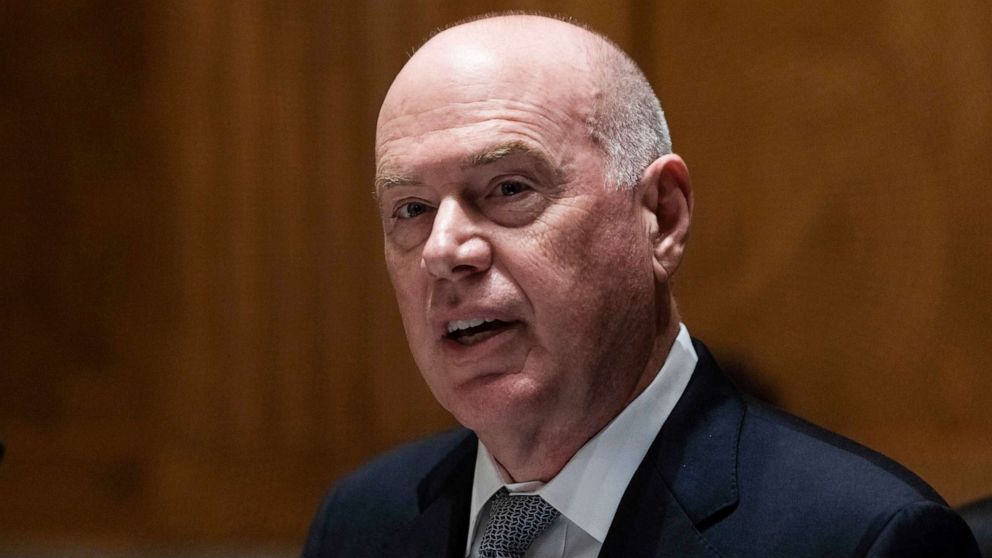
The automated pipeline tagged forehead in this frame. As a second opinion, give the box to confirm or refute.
[376,96,583,174]
[375,24,602,173]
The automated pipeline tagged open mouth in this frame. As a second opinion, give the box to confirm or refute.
[444,318,515,345]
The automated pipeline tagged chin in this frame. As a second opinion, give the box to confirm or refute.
[443,373,547,432]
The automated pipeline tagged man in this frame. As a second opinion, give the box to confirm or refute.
[303,14,979,558]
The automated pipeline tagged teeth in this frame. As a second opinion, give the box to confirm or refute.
[446,318,493,334]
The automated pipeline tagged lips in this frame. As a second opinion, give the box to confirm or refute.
[444,318,515,345]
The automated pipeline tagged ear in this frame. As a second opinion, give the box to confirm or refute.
[638,154,693,284]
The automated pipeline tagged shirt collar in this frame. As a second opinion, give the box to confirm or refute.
[466,324,699,545]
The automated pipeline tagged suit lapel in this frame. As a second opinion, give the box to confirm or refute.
[599,463,723,558]
[601,340,744,557]
[383,430,477,558]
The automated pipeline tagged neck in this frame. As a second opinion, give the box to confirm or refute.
[478,314,681,483]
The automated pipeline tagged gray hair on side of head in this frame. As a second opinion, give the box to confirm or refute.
[587,38,673,190]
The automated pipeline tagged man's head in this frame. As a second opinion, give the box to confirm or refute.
[374,14,692,449]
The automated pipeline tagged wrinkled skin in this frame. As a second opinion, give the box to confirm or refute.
[375,17,690,480]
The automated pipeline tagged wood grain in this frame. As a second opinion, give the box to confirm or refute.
[1,0,989,546]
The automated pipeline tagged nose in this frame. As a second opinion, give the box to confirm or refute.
[421,197,492,280]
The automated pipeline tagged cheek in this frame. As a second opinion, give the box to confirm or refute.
[534,202,598,261]
[384,253,429,337]
[519,210,654,337]
[385,238,423,289]
[530,201,648,286]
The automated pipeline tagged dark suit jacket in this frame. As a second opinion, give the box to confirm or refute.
[302,340,980,557]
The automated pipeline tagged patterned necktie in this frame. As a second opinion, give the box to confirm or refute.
[479,487,561,558]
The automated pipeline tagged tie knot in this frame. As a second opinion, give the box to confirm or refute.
[479,488,560,558]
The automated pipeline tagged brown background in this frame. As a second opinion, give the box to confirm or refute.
[1,0,990,552]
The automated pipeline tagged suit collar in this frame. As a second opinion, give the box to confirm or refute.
[600,339,743,557]
[384,430,478,558]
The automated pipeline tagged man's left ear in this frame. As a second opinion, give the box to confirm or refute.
[638,154,693,283]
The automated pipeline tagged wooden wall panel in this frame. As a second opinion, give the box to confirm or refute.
[647,2,992,503]
[0,0,170,544]
[0,0,989,550]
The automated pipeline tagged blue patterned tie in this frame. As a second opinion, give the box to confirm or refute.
[479,487,560,558]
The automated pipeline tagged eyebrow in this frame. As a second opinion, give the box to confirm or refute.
[462,140,555,171]
[373,172,419,195]
[374,140,561,196]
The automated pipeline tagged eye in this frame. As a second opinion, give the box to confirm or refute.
[498,180,528,196]
[395,200,431,219]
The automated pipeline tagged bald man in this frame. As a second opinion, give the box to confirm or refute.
[302,14,979,558]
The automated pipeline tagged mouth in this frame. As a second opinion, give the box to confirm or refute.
[444,318,517,345]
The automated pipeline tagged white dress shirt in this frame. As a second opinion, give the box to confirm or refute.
[465,324,698,557]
